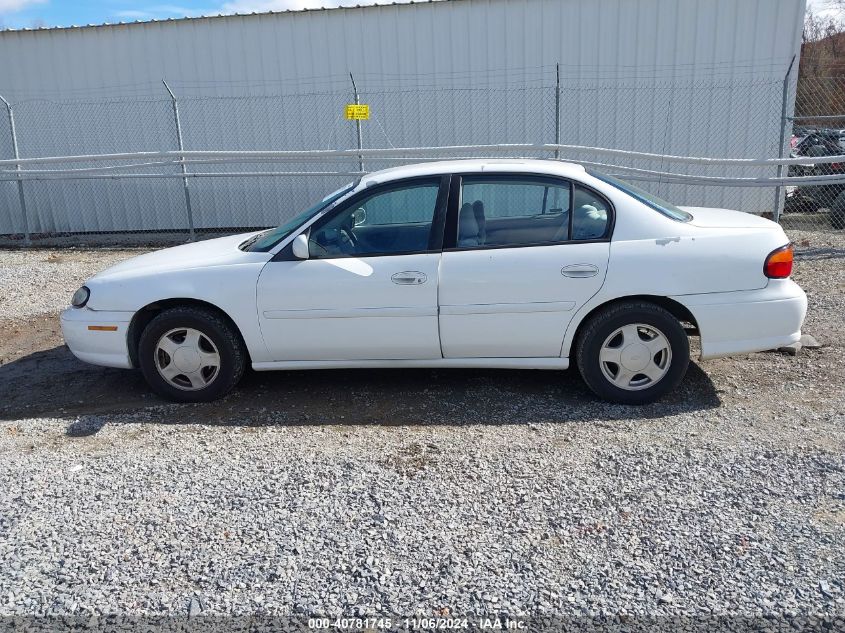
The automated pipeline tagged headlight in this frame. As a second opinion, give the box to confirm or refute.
[71,286,90,308]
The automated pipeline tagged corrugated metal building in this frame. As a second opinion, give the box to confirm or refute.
[0,0,807,235]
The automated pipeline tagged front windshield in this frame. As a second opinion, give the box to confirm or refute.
[242,183,356,252]
[588,170,692,222]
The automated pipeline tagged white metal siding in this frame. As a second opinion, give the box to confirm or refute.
[0,0,806,96]
[0,0,806,233]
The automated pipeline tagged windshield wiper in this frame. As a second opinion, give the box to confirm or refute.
[239,229,272,251]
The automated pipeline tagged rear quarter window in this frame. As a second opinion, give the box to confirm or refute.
[572,185,611,240]
[588,170,692,222]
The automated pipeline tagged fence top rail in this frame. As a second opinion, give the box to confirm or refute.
[789,114,845,121]
[3,144,845,169]
[4,161,845,188]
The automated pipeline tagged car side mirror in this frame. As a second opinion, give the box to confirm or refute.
[292,234,309,260]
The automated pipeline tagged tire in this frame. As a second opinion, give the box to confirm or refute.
[138,306,246,402]
[575,301,690,405]
[784,195,818,215]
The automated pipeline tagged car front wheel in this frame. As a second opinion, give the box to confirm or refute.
[575,301,690,405]
[138,306,246,402]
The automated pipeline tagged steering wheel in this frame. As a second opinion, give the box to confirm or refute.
[310,226,358,257]
[340,226,358,247]
[309,237,331,257]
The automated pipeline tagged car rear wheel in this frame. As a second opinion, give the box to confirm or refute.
[575,301,690,405]
[138,306,246,402]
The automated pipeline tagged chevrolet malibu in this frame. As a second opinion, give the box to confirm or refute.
[61,160,807,405]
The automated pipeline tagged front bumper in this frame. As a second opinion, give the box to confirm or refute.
[60,307,135,369]
[673,279,808,360]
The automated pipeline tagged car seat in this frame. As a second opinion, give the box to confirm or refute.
[458,203,479,246]
[472,200,487,245]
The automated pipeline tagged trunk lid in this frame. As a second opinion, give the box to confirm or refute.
[679,206,778,230]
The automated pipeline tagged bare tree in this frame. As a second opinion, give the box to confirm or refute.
[796,5,845,119]
[801,8,843,72]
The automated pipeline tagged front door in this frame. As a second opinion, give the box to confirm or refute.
[256,177,448,361]
[438,174,611,358]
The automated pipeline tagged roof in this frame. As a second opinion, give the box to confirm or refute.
[0,0,457,34]
[362,159,587,186]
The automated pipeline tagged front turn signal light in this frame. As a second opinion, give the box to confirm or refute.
[764,243,794,279]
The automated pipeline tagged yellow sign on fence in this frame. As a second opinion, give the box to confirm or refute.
[345,104,370,120]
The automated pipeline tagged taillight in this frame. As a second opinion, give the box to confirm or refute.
[764,243,794,279]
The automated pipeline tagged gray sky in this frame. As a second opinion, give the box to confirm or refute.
[807,0,844,18]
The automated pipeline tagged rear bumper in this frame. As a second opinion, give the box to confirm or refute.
[60,307,134,369]
[672,279,808,360]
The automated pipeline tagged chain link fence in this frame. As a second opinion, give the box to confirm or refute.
[784,76,845,231]
[558,77,786,217]
[1,70,844,245]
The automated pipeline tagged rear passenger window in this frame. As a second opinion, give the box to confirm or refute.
[572,185,611,240]
[458,178,572,248]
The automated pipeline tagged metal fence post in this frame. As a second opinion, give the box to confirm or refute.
[554,63,561,160]
[162,80,195,241]
[349,72,364,172]
[0,94,31,245]
[774,55,796,224]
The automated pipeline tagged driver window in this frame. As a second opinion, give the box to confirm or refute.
[309,180,440,258]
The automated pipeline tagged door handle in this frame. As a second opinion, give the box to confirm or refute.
[391,271,428,285]
[561,264,599,278]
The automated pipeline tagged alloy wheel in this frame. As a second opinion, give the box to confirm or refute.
[154,327,221,391]
[598,323,672,391]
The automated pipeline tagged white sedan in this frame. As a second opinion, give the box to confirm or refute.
[61,160,807,405]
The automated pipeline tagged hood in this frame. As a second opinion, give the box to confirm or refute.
[91,231,268,281]
[678,206,778,230]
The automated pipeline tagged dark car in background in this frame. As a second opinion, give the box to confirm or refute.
[786,128,845,226]
[792,131,844,157]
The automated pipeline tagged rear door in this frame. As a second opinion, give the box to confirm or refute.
[256,176,449,361]
[438,174,611,358]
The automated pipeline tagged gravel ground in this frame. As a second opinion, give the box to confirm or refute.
[0,230,843,624]
[0,248,144,320]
